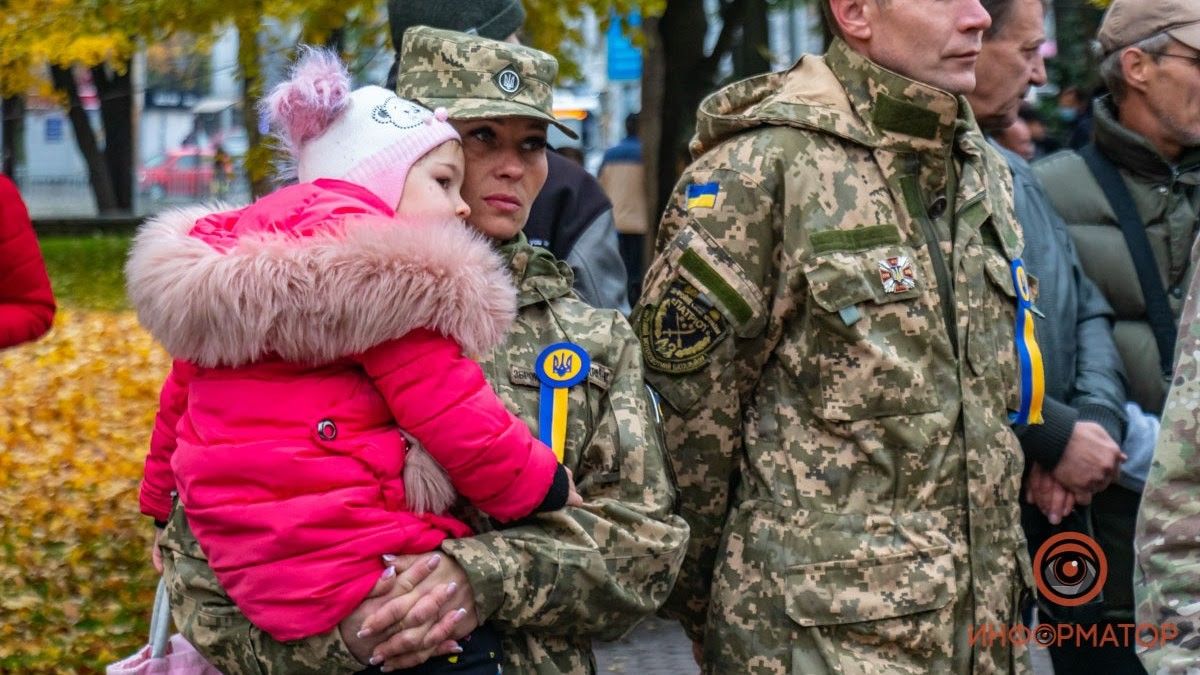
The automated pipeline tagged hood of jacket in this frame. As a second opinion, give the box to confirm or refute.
[691,38,969,160]
[126,180,516,367]
[497,234,576,308]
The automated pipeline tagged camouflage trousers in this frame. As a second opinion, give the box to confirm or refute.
[159,502,366,674]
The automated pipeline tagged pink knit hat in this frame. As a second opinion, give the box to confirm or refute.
[265,48,459,211]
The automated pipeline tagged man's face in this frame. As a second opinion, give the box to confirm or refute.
[862,0,993,94]
[969,0,1047,131]
[1141,40,1200,152]
[996,117,1036,160]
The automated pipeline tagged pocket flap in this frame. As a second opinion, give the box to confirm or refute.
[784,546,955,627]
[983,251,1017,298]
[805,248,923,313]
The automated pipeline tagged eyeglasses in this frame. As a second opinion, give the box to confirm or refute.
[1148,52,1200,69]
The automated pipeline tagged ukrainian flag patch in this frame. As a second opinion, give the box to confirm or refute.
[686,182,719,210]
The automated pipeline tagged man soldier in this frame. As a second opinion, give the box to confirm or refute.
[635,0,1041,671]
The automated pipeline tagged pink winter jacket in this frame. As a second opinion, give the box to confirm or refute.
[128,180,562,642]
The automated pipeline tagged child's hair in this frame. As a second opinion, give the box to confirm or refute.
[263,47,459,211]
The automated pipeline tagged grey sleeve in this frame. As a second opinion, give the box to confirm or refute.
[1063,220,1128,441]
[565,209,631,314]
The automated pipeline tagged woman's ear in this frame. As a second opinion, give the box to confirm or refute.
[829,0,873,42]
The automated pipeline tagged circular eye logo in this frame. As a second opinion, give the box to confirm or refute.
[1033,532,1107,607]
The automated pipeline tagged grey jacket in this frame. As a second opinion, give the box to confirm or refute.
[997,143,1128,466]
[1034,96,1200,415]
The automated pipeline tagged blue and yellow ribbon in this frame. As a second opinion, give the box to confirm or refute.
[535,342,591,460]
[1010,259,1045,425]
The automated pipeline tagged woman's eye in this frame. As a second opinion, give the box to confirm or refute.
[469,128,497,144]
[522,137,547,152]
[437,177,451,189]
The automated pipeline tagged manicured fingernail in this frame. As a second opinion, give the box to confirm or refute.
[456,608,468,619]
[382,553,397,562]
[451,643,464,653]
[380,666,393,673]
[369,655,382,665]
[426,553,442,569]
[381,566,396,580]
[356,627,372,638]
[446,581,458,594]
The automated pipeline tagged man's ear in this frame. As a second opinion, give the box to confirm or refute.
[829,0,874,42]
[1120,47,1154,97]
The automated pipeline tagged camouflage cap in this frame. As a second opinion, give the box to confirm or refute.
[396,26,578,139]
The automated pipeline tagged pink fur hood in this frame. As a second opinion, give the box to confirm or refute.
[126,179,516,367]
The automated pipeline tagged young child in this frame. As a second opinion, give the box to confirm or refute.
[128,50,578,671]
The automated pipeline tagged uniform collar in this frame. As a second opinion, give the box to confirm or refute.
[1094,95,1200,185]
[826,38,964,153]
[497,233,576,308]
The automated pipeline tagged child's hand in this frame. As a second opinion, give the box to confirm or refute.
[565,467,583,507]
[151,527,165,574]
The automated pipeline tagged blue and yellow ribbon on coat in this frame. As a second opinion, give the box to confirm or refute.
[536,342,591,460]
[1010,259,1045,425]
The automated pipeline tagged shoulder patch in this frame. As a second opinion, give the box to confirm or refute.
[638,279,729,374]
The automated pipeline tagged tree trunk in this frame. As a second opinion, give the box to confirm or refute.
[236,11,272,198]
[655,0,709,218]
[733,0,771,78]
[92,64,134,211]
[50,65,119,212]
[641,15,665,256]
[2,95,25,179]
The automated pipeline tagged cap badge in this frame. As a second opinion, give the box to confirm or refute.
[493,66,523,95]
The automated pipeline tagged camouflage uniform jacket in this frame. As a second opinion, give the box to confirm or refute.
[159,235,688,675]
[633,39,1034,674]
[1134,236,1200,673]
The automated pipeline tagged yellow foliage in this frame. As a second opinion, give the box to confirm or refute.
[0,310,172,672]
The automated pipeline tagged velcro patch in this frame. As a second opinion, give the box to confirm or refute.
[639,279,729,374]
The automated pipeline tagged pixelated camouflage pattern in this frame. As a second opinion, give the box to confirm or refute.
[1134,237,1200,673]
[159,235,687,674]
[633,39,1033,674]
[396,25,578,139]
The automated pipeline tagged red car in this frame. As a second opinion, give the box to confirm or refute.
[140,147,214,199]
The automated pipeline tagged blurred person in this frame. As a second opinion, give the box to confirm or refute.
[635,0,1040,670]
[1058,85,1095,149]
[554,145,586,165]
[994,115,1036,159]
[210,144,233,199]
[152,28,686,675]
[969,2,1131,671]
[131,50,583,673]
[386,0,630,314]
[1036,0,1200,671]
[597,112,648,303]
[0,175,55,348]
[1019,103,1061,157]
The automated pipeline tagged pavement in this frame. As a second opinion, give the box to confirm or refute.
[591,616,1056,674]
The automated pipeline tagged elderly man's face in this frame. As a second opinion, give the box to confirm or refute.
[969,0,1047,131]
[860,0,993,94]
[1141,39,1200,152]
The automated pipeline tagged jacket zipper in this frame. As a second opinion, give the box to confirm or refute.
[900,169,959,356]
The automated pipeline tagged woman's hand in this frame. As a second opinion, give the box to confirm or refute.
[362,552,480,671]
[339,555,458,667]
[566,467,583,507]
[151,527,164,573]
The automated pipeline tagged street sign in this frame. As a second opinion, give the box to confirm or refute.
[607,13,642,82]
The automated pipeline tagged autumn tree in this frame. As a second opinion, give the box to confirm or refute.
[0,0,385,210]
